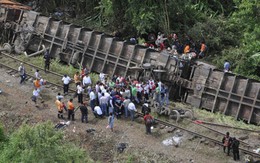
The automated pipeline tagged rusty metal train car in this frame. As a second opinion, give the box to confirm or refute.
[0,4,259,125]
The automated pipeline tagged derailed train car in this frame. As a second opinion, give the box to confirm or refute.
[0,5,259,124]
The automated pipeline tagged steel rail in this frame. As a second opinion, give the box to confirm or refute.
[194,120,260,133]
[0,62,77,93]
[135,112,260,158]
[192,122,250,147]
[0,52,75,81]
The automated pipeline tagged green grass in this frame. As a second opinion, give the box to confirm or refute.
[17,55,100,84]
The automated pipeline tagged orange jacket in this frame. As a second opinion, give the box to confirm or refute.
[67,101,74,110]
[74,74,80,83]
[184,45,190,54]
[34,80,41,88]
[55,100,63,111]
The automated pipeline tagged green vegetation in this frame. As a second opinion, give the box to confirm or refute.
[18,55,100,84]
[0,122,92,163]
[194,108,259,130]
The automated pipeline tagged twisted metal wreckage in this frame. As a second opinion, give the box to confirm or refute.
[0,2,259,125]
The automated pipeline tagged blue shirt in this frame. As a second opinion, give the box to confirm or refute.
[224,62,230,71]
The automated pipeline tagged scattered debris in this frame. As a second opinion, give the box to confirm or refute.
[166,127,176,133]
[162,136,182,147]
[54,121,70,129]
[86,128,96,133]
[253,148,260,154]
[117,143,128,153]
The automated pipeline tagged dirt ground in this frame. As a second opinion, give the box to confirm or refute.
[0,67,254,163]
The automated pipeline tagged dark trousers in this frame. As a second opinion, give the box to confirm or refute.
[233,150,239,160]
[223,146,230,155]
[78,93,83,104]
[20,75,26,84]
[64,84,69,94]
[115,107,121,119]
[68,110,75,120]
[100,103,108,116]
[145,124,151,134]
[58,110,64,119]
[90,99,96,111]
[44,62,50,72]
[81,113,88,123]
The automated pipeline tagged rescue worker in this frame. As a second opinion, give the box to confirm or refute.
[231,137,240,161]
[222,132,232,156]
[67,99,75,121]
[79,101,88,123]
[55,98,64,119]
[144,112,153,134]
[33,78,41,92]
[74,71,81,87]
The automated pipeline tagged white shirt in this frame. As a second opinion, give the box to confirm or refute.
[35,71,40,79]
[144,84,150,94]
[33,89,39,97]
[128,102,137,111]
[99,73,105,82]
[62,76,71,84]
[95,84,100,93]
[83,76,92,86]
[94,106,102,115]
[77,85,84,94]
[89,91,96,100]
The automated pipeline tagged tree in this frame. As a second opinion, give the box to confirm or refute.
[0,122,92,163]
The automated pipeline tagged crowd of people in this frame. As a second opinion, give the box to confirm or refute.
[130,32,208,61]
[55,67,171,133]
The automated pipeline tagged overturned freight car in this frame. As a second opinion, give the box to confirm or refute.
[0,5,259,125]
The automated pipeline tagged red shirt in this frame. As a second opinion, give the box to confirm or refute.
[144,114,153,122]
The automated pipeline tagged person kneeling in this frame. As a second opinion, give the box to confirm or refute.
[93,105,103,118]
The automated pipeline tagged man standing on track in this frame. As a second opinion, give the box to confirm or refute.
[62,74,71,95]
[222,132,232,156]
[18,63,26,84]
[144,112,153,134]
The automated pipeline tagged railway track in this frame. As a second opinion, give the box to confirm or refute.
[0,52,260,159]
[0,52,79,94]
[135,112,260,159]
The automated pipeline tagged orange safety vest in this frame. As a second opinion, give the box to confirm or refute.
[74,74,80,83]
[34,80,41,88]
[55,100,62,111]
[184,45,190,54]
[67,101,74,110]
